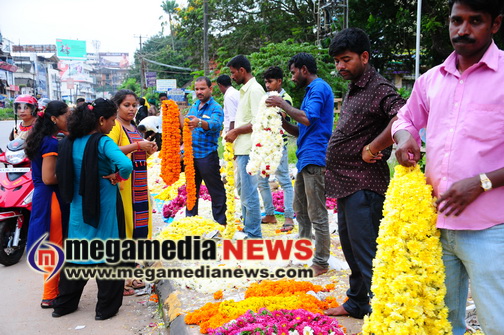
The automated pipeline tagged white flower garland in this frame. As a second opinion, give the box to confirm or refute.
[246,92,284,178]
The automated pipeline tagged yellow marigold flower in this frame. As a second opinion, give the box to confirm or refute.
[362,165,452,335]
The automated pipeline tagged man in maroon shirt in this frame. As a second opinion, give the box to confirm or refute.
[324,28,405,319]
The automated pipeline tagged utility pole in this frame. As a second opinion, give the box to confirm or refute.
[134,35,148,96]
[203,0,209,75]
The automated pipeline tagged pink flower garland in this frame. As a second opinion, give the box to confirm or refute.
[209,308,345,335]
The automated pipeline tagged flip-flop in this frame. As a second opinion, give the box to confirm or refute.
[123,287,135,296]
[280,224,294,232]
[40,299,54,309]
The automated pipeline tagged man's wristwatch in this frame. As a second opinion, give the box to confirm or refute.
[479,173,492,192]
[197,119,203,128]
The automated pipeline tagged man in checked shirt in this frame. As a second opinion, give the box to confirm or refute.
[324,28,405,319]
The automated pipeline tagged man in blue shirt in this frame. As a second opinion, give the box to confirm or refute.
[266,53,334,276]
[185,76,226,225]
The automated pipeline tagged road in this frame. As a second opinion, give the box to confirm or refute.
[0,120,168,335]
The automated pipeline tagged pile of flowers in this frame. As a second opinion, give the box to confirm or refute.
[246,92,284,178]
[209,308,345,335]
[157,216,225,240]
[271,190,337,213]
[160,99,181,186]
[362,165,452,335]
[183,118,196,210]
[146,152,166,194]
[185,279,340,333]
[162,185,211,218]
[155,173,186,202]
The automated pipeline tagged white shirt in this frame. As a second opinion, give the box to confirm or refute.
[138,116,162,133]
[223,86,240,132]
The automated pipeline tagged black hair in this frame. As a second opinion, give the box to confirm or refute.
[449,0,504,21]
[76,98,85,103]
[263,66,284,80]
[67,98,117,139]
[216,74,232,87]
[195,76,212,87]
[139,97,146,105]
[159,92,168,99]
[113,89,138,108]
[287,53,318,75]
[329,28,371,57]
[227,55,252,73]
[25,100,68,160]
[137,124,147,133]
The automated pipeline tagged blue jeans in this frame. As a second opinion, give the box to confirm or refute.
[441,224,504,335]
[337,190,384,319]
[257,147,294,218]
[294,165,330,268]
[235,155,262,238]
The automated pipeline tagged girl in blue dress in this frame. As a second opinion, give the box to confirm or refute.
[53,99,133,320]
[25,100,69,308]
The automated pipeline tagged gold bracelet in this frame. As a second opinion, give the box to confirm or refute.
[365,144,379,157]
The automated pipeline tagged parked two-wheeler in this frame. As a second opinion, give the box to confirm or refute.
[0,138,32,266]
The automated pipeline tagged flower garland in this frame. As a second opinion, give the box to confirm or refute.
[209,308,345,335]
[246,92,284,178]
[183,118,196,210]
[222,140,235,225]
[362,165,452,335]
[244,279,324,298]
[160,99,181,186]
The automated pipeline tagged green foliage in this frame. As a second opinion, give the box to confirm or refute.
[0,108,14,120]
[246,40,347,107]
[119,78,141,93]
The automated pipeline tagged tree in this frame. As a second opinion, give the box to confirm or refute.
[160,0,179,51]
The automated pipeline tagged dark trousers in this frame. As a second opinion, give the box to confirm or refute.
[186,151,227,225]
[337,190,384,319]
[53,262,124,318]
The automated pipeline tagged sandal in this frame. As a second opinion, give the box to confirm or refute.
[123,287,135,296]
[40,299,54,309]
[280,224,294,232]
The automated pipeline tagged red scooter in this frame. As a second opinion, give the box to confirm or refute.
[0,138,32,266]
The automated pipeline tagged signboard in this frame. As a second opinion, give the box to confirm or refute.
[145,72,156,87]
[67,78,74,90]
[58,61,92,83]
[0,61,18,73]
[55,39,87,60]
[156,79,177,92]
[13,45,56,53]
[97,52,130,69]
[167,88,186,102]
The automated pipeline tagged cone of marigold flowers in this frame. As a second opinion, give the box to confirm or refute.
[362,165,452,335]
[160,99,181,186]
[183,118,196,210]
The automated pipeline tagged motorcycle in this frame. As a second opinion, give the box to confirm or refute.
[0,138,32,266]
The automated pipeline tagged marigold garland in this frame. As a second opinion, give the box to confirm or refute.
[244,279,324,298]
[246,92,284,178]
[362,165,452,335]
[160,99,181,186]
[183,118,196,210]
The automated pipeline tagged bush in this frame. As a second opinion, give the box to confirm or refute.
[0,108,14,120]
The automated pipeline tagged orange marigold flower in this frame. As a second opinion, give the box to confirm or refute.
[183,118,196,210]
[160,100,181,186]
[213,290,223,300]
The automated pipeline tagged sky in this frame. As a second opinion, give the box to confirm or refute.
[0,0,187,60]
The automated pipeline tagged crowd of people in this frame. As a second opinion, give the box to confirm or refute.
[6,0,503,333]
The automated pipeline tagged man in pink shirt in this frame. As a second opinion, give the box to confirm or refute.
[393,0,504,334]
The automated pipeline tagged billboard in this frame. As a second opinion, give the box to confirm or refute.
[156,79,177,92]
[94,52,130,69]
[13,45,56,53]
[57,61,92,83]
[56,39,87,60]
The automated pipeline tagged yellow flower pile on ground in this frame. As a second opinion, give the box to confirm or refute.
[362,165,452,335]
[157,216,225,240]
[154,173,186,201]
